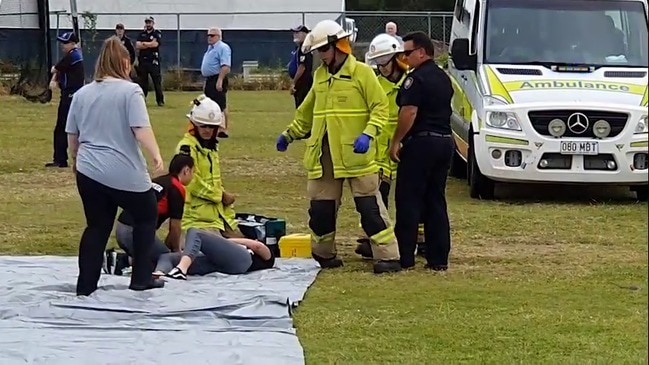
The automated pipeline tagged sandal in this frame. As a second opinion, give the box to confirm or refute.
[165,267,187,280]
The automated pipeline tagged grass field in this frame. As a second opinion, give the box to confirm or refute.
[0,90,647,364]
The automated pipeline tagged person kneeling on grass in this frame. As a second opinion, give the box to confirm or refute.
[177,94,242,238]
[153,228,275,279]
[113,153,195,274]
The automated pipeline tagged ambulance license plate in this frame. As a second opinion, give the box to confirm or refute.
[559,141,599,155]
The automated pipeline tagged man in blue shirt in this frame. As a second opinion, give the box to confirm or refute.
[201,27,232,138]
[46,31,84,168]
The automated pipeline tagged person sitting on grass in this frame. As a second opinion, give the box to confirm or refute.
[112,153,194,274]
[176,94,242,238]
[153,228,275,279]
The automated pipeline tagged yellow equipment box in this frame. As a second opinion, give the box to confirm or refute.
[279,234,311,258]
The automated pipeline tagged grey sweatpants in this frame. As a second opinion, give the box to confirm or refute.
[155,228,253,275]
[115,221,170,262]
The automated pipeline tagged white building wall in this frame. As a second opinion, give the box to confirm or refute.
[0,0,39,28]
[45,0,344,31]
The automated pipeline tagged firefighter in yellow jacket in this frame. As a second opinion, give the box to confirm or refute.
[355,33,427,260]
[176,95,240,237]
[275,19,401,274]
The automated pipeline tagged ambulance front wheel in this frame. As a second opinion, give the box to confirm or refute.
[449,148,467,179]
[631,185,648,202]
[468,135,495,200]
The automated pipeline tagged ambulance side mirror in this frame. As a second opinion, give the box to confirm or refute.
[450,38,476,71]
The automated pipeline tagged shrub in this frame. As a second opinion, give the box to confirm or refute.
[436,52,449,69]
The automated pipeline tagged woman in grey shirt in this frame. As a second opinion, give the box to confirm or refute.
[65,36,165,296]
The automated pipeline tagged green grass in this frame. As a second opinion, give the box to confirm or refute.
[0,91,647,364]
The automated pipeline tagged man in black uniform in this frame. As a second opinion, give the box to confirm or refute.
[390,31,454,271]
[45,31,84,168]
[289,25,313,108]
[135,16,164,106]
[115,23,136,65]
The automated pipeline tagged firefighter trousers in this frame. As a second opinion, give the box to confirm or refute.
[307,138,400,261]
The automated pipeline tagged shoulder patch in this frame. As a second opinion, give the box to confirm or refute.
[403,77,414,90]
[151,182,164,193]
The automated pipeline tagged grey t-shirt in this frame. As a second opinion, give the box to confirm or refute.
[65,78,152,192]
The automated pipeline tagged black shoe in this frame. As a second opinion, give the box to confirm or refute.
[373,260,402,274]
[114,253,130,276]
[165,267,187,280]
[217,131,229,138]
[312,254,343,269]
[102,249,115,274]
[129,278,165,291]
[45,161,68,168]
[425,264,448,272]
[416,242,426,257]
[157,101,165,107]
[354,239,373,259]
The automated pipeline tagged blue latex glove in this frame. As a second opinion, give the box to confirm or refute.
[276,134,289,152]
[353,133,372,154]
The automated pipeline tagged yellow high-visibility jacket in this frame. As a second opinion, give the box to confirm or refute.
[375,73,406,179]
[283,55,390,179]
[176,134,237,232]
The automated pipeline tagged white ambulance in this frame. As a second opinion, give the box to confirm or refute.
[448,0,649,200]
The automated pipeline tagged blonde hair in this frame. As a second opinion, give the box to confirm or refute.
[94,36,131,81]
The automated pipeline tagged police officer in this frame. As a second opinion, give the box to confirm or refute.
[135,16,164,106]
[45,31,84,168]
[390,31,454,271]
[275,20,401,274]
[115,23,136,65]
[288,25,313,108]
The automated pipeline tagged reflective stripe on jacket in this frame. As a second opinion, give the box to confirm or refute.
[176,134,237,231]
[284,55,390,179]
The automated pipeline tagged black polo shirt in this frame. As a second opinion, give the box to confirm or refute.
[295,45,313,89]
[55,48,85,94]
[136,29,162,62]
[118,174,186,229]
[119,35,136,64]
[397,59,453,136]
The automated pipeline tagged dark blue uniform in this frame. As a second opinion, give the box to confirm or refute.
[136,28,165,105]
[394,59,454,270]
[52,47,84,167]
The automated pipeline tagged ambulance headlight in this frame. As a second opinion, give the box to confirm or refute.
[593,120,611,138]
[635,116,648,134]
[486,111,521,131]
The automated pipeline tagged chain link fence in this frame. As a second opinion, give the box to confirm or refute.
[0,11,453,75]
[346,11,453,44]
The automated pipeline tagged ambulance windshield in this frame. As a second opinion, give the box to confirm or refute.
[484,0,649,68]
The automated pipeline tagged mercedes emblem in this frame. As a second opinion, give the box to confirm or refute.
[566,112,589,134]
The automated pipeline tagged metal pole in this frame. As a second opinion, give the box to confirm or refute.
[301,12,305,26]
[176,13,181,70]
[427,12,432,38]
[55,13,61,61]
[443,15,447,44]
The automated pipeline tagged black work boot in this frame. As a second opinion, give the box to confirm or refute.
[354,238,373,259]
[425,264,448,272]
[373,260,402,274]
[312,253,343,269]
[416,242,426,257]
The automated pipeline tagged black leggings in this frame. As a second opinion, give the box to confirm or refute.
[75,172,157,295]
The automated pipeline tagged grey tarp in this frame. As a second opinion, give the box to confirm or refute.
[0,256,321,365]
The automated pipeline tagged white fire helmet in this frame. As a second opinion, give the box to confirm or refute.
[301,19,353,53]
[366,33,404,67]
[186,95,224,126]
[364,51,378,70]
